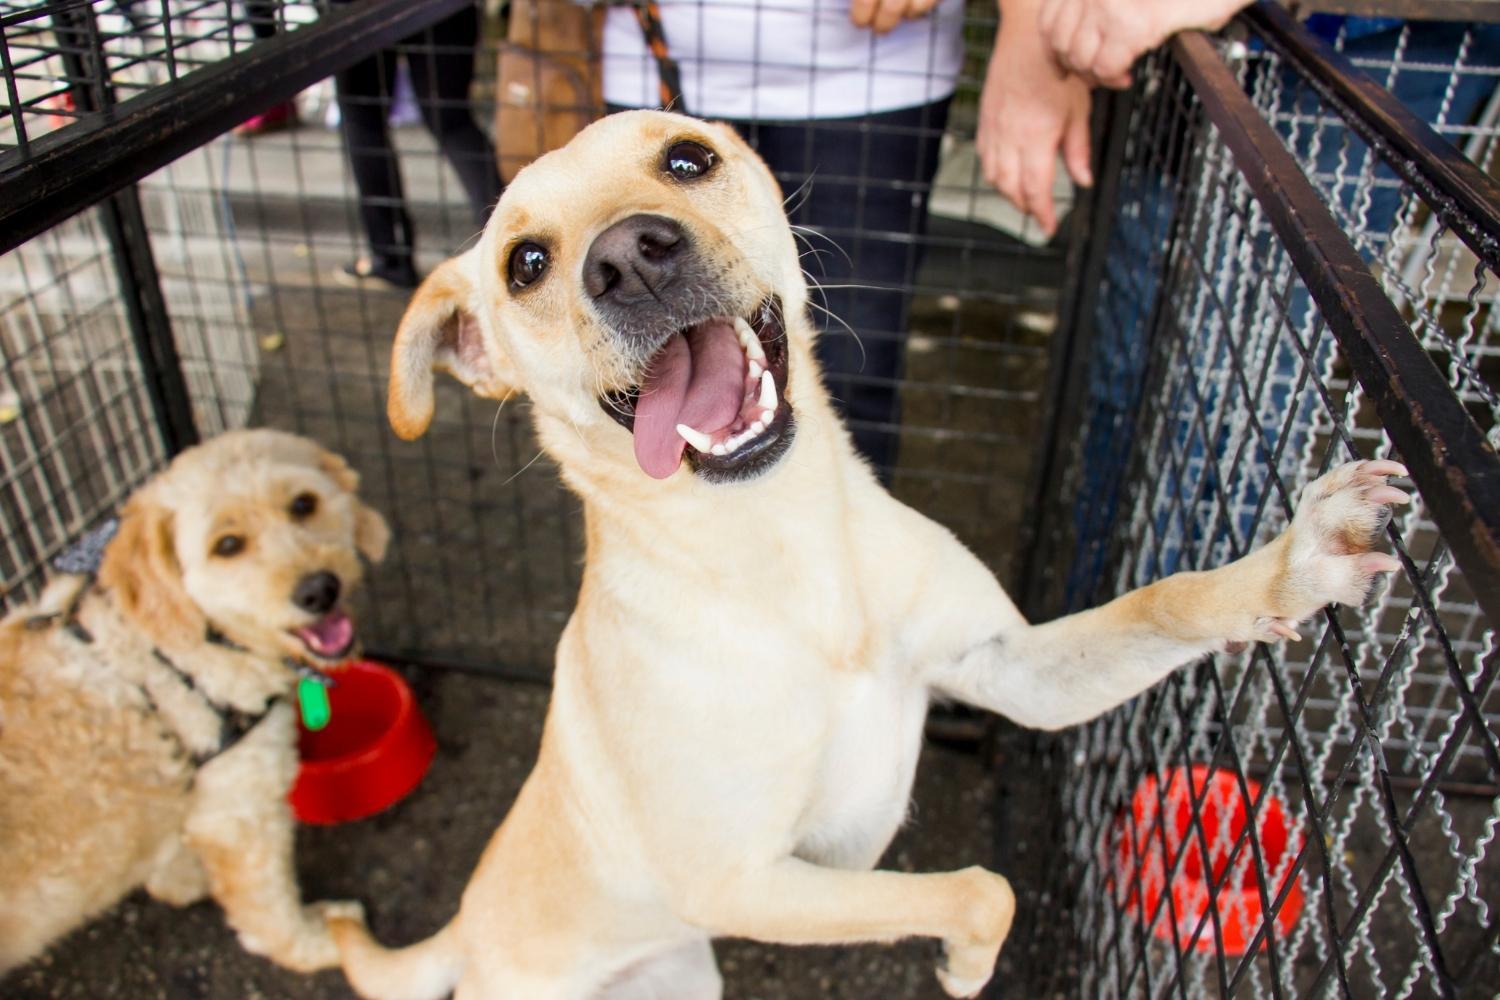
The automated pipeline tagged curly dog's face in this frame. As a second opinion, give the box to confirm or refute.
[386,110,817,485]
[100,429,389,663]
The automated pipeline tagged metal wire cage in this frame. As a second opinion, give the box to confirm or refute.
[1012,9,1499,997]
[1,0,1497,997]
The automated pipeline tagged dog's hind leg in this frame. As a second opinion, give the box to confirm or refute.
[599,938,722,1000]
[927,460,1409,730]
[143,832,208,906]
[680,859,1013,999]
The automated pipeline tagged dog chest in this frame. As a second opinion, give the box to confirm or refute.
[794,671,927,869]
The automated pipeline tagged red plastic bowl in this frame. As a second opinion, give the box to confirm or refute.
[289,659,436,825]
[1106,765,1304,955]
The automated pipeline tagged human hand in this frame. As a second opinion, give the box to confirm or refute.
[848,0,940,35]
[1038,0,1249,88]
[976,18,1093,237]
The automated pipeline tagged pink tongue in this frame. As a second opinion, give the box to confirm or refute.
[632,321,746,479]
[296,609,353,658]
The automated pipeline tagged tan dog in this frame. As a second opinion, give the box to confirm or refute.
[329,110,1409,999]
[0,429,390,974]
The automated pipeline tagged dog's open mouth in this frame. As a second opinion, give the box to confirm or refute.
[291,609,356,661]
[600,296,794,482]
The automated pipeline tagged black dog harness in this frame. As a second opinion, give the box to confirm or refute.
[29,523,281,769]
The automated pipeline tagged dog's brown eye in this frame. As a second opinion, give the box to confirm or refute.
[212,535,245,558]
[664,141,716,181]
[508,242,550,289]
[289,492,318,520]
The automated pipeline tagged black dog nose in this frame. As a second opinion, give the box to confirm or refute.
[292,571,341,615]
[583,214,687,302]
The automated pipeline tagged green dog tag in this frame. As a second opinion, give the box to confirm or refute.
[298,675,332,731]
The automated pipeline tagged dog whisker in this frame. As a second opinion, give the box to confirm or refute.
[804,294,866,373]
[500,447,548,487]
[562,403,595,454]
[782,172,817,218]
[457,222,487,253]
[789,224,851,270]
[489,395,510,469]
[797,248,842,276]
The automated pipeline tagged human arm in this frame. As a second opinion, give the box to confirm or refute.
[976,0,1094,237]
[1039,0,1250,87]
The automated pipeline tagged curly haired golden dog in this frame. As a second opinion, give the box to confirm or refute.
[0,429,389,975]
[329,110,1408,999]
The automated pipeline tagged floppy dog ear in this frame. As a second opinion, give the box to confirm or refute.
[388,253,517,440]
[99,488,205,649]
[316,448,391,564]
[317,447,362,494]
[354,505,390,564]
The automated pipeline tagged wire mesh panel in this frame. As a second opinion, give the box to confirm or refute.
[0,156,265,592]
[1015,21,1498,999]
[1246,12,1500,445]
[0,0,321,158]
[0,213,168,599]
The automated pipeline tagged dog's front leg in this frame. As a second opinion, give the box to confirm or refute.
[185,703,348,972]
[933,460,1408,730]
[682,859,1014,998]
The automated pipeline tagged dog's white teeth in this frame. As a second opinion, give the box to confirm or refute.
[711,443,728,456]
[736,317,767,362]
[748,359,763,380]
[758,370,777,412]
[675,423,714,453]
[750,420,765,435]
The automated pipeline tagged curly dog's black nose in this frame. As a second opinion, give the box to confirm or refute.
[292,571,341,615]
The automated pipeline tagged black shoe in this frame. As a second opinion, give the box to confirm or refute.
[336,256,419,291]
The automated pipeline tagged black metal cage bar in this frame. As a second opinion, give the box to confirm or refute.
[0,0,468,255]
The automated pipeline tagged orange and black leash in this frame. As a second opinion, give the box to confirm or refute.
[632,0,684,110]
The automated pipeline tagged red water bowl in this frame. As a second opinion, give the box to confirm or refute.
[289,659,436,825]
[1107,765,1305,955]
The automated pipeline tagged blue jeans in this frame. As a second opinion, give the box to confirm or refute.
[733,101,952,476]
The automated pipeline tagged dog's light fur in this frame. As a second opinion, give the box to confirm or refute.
[329,110,1408,999]
[0,429,390,974]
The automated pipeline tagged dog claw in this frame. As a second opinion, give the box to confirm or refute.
[1368,485,1410,505]
[1359,552,1401,575]
[1259,619,1301,642]
[1363,460,1408,479]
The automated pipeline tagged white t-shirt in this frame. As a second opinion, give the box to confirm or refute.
[602,0,966,120]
